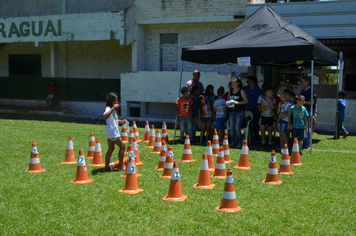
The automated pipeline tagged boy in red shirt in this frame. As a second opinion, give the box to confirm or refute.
[176,87,194,143]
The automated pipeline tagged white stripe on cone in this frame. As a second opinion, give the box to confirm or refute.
[88,146,95,151]
[183,149,192,154]
[281,159,290,165]
[225,175,235,184]
[184,139,190,144]
[29,158,40,164]
[127,161,136,174]
[159,155,166,162]
[292,143,299,152]
[215,163,226,169]
[206,148,213,155]
[145,125,149,132]
[200,159,209,170]
[212,144,219,149]
[267,168,278,175]
[67,141,73,149]
[164,162,174,169]
[95,143,101,151]
[282,148,289,155]
[89,137,95,141]
[241,146,248,154]
[222,191,236,200]
[224,150,230,155]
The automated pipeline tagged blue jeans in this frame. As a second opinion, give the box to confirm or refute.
[229,111,244,145]
[336,118,348,138]
[191,116,198,141]
[303,116,311,149]
[179,116,192,141]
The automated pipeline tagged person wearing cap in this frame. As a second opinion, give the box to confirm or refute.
[185,70,205,95]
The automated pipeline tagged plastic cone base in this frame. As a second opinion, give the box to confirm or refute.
[121,173,142,178]
[26,169,45,173]
[262,179,282,185]
[211,174,226,179]
[193,183,215,189]
[135,161,143,166]
[70,179,94,184]
[155,167,164,171]
[278,171,294,175]
[291,163,303,166]
[215,206,242,212]
[180,159,196,162]
[61,161,77,165]
[89,163,105,167]
[162,195,187,202]
[225,160,233,164]
[85,156,93,159]
[234,165,251,170]
[159,174,171,179]
[119,188,144,194]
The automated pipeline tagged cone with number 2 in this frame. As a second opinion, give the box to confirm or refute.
[119,156,144,194]
[163,161,187,201]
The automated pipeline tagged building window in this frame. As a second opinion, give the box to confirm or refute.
[9,54,41,76]
[160,34,178,71]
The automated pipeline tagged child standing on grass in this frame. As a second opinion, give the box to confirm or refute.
[214,86,227,145]
[176,87,194,143]
[189,85,200,143]
[198,95,213,145]
[277,90,291,151]
[260,87,276,147]
[46,80,58,110]
[288,95,308,155]
[103,92,127,171]
[335,90,349,139]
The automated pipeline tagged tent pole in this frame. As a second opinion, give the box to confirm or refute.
[335,52,343,139]
[230,64,232,79]
[310,60,314,154]
[173,60,184,143]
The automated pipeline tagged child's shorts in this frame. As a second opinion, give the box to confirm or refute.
[201,116,212,124]
[109,137,120,142]
[293,128,304,141]
[261,116,274,126]
[47,94,55,99]
[215,117,226,129]
[278,120,288,133]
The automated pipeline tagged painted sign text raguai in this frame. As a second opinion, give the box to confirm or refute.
[0,20,62,38]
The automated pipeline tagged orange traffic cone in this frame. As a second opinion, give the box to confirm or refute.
[142,121,150,142]
[89,138,104,167]
[121,121,128,143]
[146,125,156,148]
[26,141,45,173]
[212,146,226,179]
[212,131,219,156]
[156,140,167,170]
[216,168,242,212]
[234,140,250,170]
[278,143,294,174]
[71,149,94,184]
[151,130,162,153]
[121,145,141,178]
[159,146,174,178]
[132,121,142,142]
[119,156,144,194]
[223,135,233,163]
[129,128,135,143]
[109,157,127,170]
[132,137,143,165]
[193,153,215,189]
[206,141,215,171]
[262,150,282,185]
[86,132,95,159]
[161,121,169,143]
[291,138,302,166]
[180,134,196,162]
[61,136,77,164]
[163,161,187,201]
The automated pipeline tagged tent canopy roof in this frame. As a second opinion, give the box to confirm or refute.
[181,4,338,66]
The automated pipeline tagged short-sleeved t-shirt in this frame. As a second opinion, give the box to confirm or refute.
[280,102,291,122]
[289,105,309,129]
[246,86,263,110]
[104,106,121,138]
[176,97,194,117]
[300,86,311,113]
[47,85,56,94]
[338,98,346,119]
[213,98,227,118]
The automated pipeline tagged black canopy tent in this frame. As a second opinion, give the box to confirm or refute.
[174,4,340,153]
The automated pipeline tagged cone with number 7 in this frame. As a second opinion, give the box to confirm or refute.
[216,168,242,212]
[262,150,282,185]
[163,161,187,201]
[119,156,144,194]
[71,149,94,184]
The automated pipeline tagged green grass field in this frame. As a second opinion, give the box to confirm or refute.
[1,118,355,235]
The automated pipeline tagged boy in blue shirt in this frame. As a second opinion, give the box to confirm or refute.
[288,95,308,155]
[335,90,349,139]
